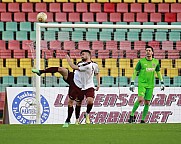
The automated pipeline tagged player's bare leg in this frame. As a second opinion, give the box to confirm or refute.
[75,101,82,125]
[141,100,150,123]
[85,97,93,124]
[128,96,144,123]
[32,67,68,80]
[63,98,74,128]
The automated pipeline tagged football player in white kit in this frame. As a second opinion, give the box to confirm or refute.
[32,50,100,127]
[66,50,100,126]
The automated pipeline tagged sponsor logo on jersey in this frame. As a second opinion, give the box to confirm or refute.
[146,68,155,72]
[12,91,50,124]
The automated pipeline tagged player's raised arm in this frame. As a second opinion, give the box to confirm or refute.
[66,54,79,70]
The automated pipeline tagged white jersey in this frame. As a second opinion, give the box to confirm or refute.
[74,61,99,90]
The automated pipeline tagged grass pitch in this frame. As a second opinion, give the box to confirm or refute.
[0,124,181,144]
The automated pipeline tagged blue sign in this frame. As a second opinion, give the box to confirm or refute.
[12,91,50,124]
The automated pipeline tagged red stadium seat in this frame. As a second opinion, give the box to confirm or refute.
[55,50,67,59]
[8,3,20,12]
[134,41,146,50]
[41,40,48,50]
[8,40,20,50]
[78,41,90,50]
[27,50,34,58]
[13,49,26,58]
[150,13,162,22]
[130,3,142,13]
[177,13,181,22]
[82,13,94,22]
[62,3,74,12]
[123,13,135,22]
[0,12,12,22]
[112,50,124,58]
[162,41,174,50]
[22,3,33,12]
[176,41,181,50]
[0,3,6,12]
[97,50,110,58]
[28,12,38,22]
[55,13,67,22]
[76,3,88,12]
[49,40,61,50]
[69,50,81,59]
[120,41,131,50]
[46,12,54,22]
[136,13,148,22]
[171,3,181,13]
[104,3,115,13]
[68,13,80,22]
[106,41,118,50]
[167,50,179,59]
[41,50,54,59]
[158,3,169,13]
[165,13,176,22]
[0,92,5,102]
[0,40,6,50]
[153,50,166,59]
[35,3,47,12]
[22,40,34,50]
[0,50,12,58]
[96,13,108,22]
[144,3,155,13]
[14,13,26,22]
[92,41,104,50]
[110,13,121,22]
[117,3,128,13]
[49,3,61,12]
[148,41,160,49]
[90,3,101,12]
[63,41,75,50]
[126,50,138,58]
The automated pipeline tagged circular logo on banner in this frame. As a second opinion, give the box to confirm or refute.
[12,91,50,124]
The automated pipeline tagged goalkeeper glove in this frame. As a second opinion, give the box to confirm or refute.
[160,81,165,91]
[129,81,135,92]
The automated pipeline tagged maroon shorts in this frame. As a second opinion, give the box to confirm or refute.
[64,72,95,102]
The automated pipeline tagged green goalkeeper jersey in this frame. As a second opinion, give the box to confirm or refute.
[135,57,160,88]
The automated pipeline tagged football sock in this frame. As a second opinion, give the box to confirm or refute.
[75,105,81,119]
[39,67,59,75]
[86,104,93,114]
[142,104,149,121]
[65,106,74,123]
[131,101,140,116]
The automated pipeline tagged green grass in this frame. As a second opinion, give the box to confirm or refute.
[0,124,181,144]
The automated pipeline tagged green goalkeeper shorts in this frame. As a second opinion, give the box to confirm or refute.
[138,87,154,100]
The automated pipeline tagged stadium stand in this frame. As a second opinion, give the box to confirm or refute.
[1,0,181,124]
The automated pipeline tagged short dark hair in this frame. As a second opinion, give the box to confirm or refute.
[80,50,91,55]
[145,45,154,53]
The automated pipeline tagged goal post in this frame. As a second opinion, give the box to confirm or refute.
[34,23,181,124]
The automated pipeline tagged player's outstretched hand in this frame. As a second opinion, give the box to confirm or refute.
[160,81,165,91]
[129,81,135,92]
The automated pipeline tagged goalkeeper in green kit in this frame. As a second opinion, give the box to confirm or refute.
[128,46,165,123]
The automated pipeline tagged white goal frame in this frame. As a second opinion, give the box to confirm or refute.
[35,23,181,124]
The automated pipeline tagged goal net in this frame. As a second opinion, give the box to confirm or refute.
[29,23,181,124]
